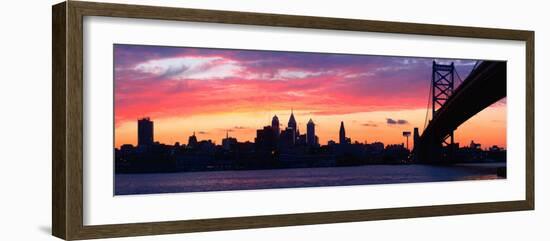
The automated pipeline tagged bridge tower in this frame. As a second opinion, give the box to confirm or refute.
[431,61,456,161]
[414,61,505,164]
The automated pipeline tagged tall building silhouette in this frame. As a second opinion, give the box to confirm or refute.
[280,128,295,147]
[288,109,297,136]
[307,118,315,146]
[339,121,346,144]
[272,115,280,137]
[188,131,198,148]
[255,126,276,151]
[137,117,154,146]
[413,127,420,151]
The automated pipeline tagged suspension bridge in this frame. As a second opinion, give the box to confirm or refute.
[413,60,506,163]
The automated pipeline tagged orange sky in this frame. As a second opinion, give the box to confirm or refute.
[114,102,506,149]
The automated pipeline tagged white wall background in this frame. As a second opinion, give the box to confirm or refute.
[0,0,547,240]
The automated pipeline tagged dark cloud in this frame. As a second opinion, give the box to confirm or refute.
[217,128,235,132]
[233,126,248,129]
[361,122,378,127]
[386,118,408,125]
[159,65,190,79]
[198,131,209,134]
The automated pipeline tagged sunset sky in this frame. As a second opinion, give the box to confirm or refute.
[114,44,506,149]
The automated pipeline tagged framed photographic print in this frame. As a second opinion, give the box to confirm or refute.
[52,1,534,240]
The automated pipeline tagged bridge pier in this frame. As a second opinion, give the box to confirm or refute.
[414,130,462,164]
[413,134,444,164]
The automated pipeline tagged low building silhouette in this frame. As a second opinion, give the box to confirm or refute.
[187,132,198,149]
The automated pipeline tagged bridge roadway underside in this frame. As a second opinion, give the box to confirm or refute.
[415,62,506,163]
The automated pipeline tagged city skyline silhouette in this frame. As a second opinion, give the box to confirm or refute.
[117,109,504,152]
[113,44,507,195]
[114,44,506,149]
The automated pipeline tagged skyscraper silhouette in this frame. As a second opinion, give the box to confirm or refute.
[272,115,280,137]
[288,109,297,137]
[137,117,154,146]
[307,118,315,146]
[339,121,346,144]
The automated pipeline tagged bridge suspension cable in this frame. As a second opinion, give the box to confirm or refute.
[423,72,433,131]
[454,67,464,87]
[453,60,480,89]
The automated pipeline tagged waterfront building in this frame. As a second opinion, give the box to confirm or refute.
[222,131,238,151]
[288,109,297,138]
[137,117,154,147]
[339,121,347,144]
[255,126,276,151]
[280,127,296,148]
[469,140,481,149]
[188,132,198,148]
[272,115,280,137]
[307,118,316,146]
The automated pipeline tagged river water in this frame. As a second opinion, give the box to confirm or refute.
[115,163,505,195]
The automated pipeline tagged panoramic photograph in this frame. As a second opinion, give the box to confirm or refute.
[113,44,507,195]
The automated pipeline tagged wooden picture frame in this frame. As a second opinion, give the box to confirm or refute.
[52,1,534,240]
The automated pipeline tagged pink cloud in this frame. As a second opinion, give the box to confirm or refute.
[114,45,475,126]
